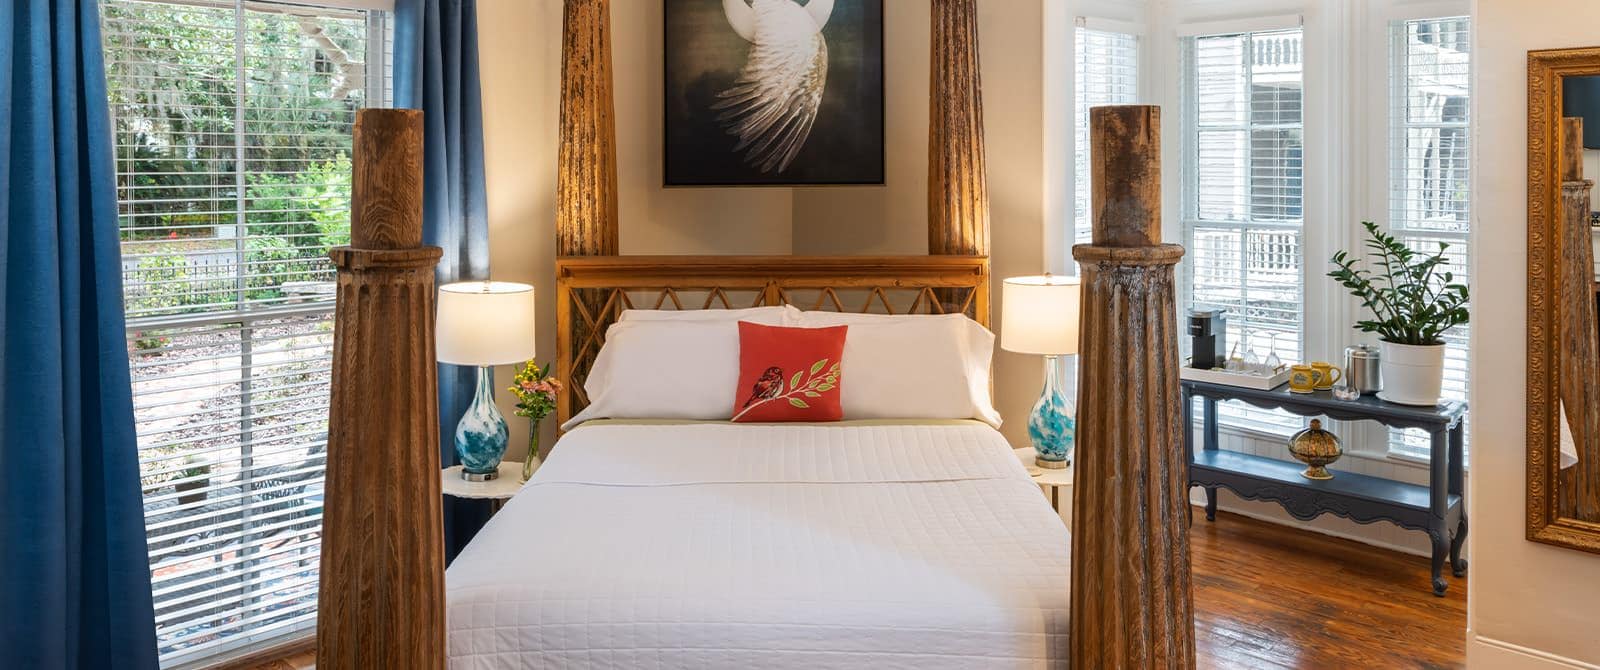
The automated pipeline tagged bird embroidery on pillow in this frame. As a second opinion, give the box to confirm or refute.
[743,366,785,408]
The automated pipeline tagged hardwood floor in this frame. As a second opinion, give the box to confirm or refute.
[246,510,1465,670]
[1193,511,1465,669]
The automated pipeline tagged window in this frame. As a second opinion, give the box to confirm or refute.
[102,0,387,665]
[1073,25,1140,260]
[1388,17,1471,457]
[1182,28,1305,432]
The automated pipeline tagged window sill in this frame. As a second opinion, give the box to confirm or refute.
[172,628,314,670]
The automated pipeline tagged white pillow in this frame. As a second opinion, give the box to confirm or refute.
[563,320,747,429]
[617,305,798,323]
[793,311,1001,426]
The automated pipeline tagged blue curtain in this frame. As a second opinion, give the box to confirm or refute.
[1,1,160,668]
[393,0,491,563]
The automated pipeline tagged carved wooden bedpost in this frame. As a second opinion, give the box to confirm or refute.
[1070,105,1195,669]
[557,0,618,257]
[317,109,445,669]
[928,0,988,257]
[556,0,619,424]
[927,0,988,316]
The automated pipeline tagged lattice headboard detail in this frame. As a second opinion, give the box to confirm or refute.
[555,255,990,425]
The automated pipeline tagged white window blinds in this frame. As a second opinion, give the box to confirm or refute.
[1073,25,1139,261]
[1388,17,1471,458]
[1182,28,1306,433]
[102,0,386,665]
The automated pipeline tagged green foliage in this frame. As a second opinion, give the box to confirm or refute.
[132,330,171,355]
[176,454,212,480]
[128,252,228,313]
[104,2,363,240]
[1328,221,1470,346]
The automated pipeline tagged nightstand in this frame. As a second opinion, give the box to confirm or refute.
[1014,447,1073,521]
[441,461,530,512]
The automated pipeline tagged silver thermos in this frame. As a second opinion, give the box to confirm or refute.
[1345,344,1382,394]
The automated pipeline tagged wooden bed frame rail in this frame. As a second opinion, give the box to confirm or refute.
[555,255,990,425]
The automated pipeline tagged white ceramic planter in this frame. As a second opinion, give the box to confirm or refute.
[1378,340,1447,406]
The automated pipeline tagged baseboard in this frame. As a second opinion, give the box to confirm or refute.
[1469,633,1600,670]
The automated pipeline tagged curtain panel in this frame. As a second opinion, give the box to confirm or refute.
[393,0,491,562]
[0,0,160,667]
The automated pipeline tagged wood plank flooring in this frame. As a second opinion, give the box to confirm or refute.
[247,510,1465,670]
[1193,511,1465,669]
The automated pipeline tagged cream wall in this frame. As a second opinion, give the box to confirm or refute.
[480,0,1049,450]
[477,0,793,453]
[1469,0,1600,666]
[791,0,1048,449]
[478,0,559,455]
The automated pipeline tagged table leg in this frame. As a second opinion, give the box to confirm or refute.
[1203,397,1219,453]
[1429,428,1449,597]
[1203,397,1220,523]
[1449,423,1468,576]
[1183,387,1194,526]
[1051,485,1059,512]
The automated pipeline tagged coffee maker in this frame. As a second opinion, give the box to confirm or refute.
[1188,308,1227,370]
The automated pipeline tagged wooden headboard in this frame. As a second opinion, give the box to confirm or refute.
[555,255,989,425]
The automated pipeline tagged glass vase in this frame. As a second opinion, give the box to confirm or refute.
[455,366,509,480]
[521,419,543,483]
[1027,355,1076,469]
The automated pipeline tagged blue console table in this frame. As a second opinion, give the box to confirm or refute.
[1181,379,1468,596]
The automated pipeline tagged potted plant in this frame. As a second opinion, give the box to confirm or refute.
[1329,221,1470,406]
[174,455,211,507]
[507,361,562,483]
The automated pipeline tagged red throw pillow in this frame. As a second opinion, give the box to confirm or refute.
[732,322,846,422]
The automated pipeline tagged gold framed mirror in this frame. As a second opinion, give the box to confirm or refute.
[1528,47,1600,554]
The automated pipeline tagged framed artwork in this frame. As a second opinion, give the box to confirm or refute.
[664,0,885,186]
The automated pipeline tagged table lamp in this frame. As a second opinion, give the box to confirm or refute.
[437,281,536,481]
[1000,274,1081,469]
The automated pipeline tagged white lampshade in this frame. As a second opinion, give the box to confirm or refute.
[436,281,537,366]
[1000,275,1081,356]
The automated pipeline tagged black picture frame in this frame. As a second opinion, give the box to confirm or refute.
[663,0,885,187]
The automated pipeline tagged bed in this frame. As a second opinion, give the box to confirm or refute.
[445,419,1070,668]
[441,256,1072,667]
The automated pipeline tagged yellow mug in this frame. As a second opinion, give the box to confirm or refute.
[1288,365,1321,394]
[1311,362,1342,390]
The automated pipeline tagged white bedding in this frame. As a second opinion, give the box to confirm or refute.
[445,421,1071,669]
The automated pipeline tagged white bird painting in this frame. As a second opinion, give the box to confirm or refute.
[713,0,835,174]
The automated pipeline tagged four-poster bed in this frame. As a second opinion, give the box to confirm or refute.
[316,1,1194,668]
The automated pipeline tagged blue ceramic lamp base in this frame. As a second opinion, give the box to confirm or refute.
[1028,355,1076,469]
[455,366,510,481]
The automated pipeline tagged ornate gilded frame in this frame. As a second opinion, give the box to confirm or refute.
[1527,46,1600,554]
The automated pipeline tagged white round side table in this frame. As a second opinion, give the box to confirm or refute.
[442,461,532,512]
[1014,447,1074,515]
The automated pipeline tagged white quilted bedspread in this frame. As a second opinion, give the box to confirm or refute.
[445,421,1071,669]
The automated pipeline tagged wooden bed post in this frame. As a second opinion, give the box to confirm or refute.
[557,0,618,257]
[317,109,446,669]
[1070,105,1195,669]
[556,0,619,426]
[927,0,989,258]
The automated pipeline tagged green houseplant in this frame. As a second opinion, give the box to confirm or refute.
[174,454,211,507]
[1328,221,1470,405]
